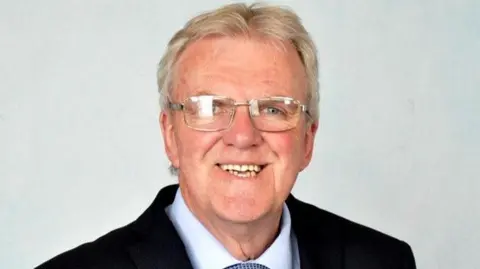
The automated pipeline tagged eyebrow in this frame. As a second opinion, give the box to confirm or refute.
[190,88,292,99]
[193,89,217,96]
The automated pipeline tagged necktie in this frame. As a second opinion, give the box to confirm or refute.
[224,263,271,269]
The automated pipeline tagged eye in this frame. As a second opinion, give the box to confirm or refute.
[263,106,283,115]
[260,105,289,118]
[212,100,230,114]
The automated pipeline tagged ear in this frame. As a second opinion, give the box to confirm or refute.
[300,120,319,171]
[160,111,180,169]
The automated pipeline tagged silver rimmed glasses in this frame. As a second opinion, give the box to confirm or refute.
[168,95,310,132]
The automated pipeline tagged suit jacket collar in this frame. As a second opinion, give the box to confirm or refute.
[128,184,194,269]
[127,184,342,269]
[287,195,343,269]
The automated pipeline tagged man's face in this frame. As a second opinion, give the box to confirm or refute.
[161,36,317,223]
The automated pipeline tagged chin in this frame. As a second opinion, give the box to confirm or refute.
[206,165,281,223]
[211,193,274,224]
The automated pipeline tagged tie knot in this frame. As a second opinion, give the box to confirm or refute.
[224,263,271,269]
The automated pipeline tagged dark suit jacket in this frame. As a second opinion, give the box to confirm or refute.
[36,184,416,269]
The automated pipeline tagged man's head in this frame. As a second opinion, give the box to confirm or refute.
[158,3,319,225]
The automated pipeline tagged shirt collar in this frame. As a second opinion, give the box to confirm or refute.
[166,189,294,269]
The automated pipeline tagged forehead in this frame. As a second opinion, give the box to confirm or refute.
[173,36,307,101]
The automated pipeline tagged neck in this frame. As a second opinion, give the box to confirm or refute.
[206,210,283,260]
[181,191,283,261]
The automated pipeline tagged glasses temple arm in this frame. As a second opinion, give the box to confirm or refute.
[168,103,184,111]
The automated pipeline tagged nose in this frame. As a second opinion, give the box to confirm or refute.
[222,106,262,149]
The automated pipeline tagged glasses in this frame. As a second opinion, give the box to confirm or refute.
[168,95,310,132]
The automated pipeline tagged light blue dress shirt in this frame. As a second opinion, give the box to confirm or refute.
[165,189,300,269]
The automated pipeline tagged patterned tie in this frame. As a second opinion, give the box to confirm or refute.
[224,263,271,269]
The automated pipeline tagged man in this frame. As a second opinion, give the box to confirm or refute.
[36,3,416,269]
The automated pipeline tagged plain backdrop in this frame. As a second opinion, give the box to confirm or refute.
[1,0,479,268]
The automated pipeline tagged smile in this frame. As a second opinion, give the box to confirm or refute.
[216,164,266,178]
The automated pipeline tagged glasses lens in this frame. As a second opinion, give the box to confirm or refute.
[183,96,234,130]
[252,98,300,131]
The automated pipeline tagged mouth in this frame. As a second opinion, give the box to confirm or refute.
[215,163,267,178]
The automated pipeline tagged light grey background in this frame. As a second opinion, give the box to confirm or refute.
[1,0,478,268]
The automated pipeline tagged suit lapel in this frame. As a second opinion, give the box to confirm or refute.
[127,185,194,269]
[287,194,344,269]
[128,238,193,269]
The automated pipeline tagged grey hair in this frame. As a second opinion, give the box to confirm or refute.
[157,3,320,175]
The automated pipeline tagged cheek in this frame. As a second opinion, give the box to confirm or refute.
[264,131,305,200]
[175,126,223,165]
[266,131,305,161]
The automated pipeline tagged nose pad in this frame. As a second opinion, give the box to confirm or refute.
[249,100,260,117]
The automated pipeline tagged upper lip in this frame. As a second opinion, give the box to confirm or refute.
[216,161,268,166]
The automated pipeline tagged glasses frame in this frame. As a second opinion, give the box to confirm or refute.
[168,95,311,132]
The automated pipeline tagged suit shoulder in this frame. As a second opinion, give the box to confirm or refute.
[35,224,138,269]
[291,197,406,243]
[289,197,416,268]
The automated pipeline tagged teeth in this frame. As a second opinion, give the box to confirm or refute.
[219,164,263,175]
